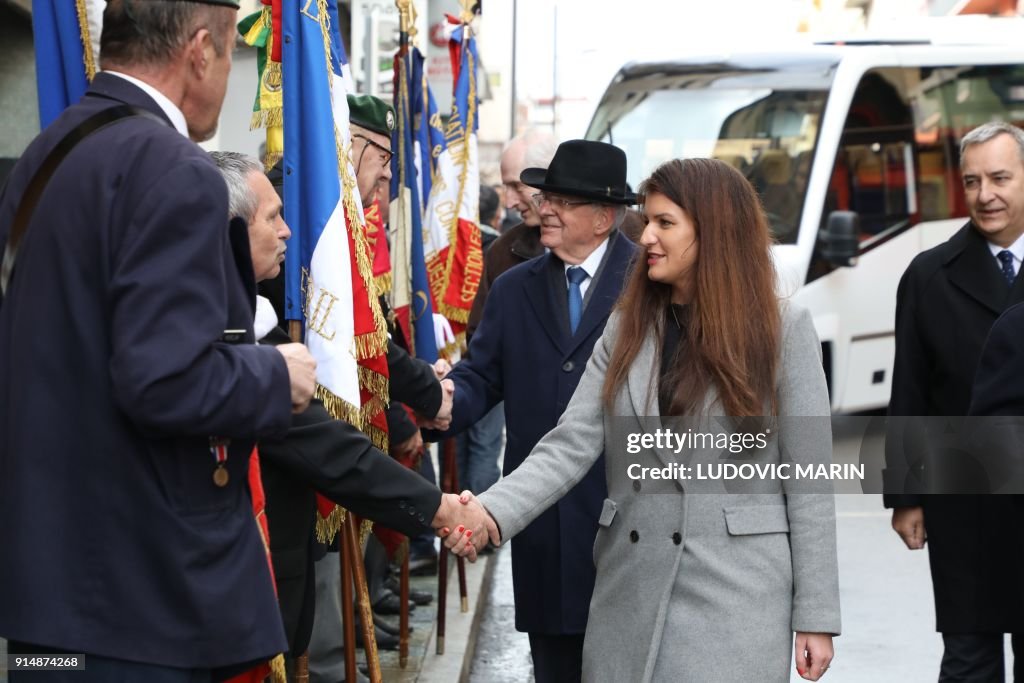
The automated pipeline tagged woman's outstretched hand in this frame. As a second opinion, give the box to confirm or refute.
[795,632,833,680]
[433,490,500,562]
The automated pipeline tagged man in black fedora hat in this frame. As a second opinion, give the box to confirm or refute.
[424,139,638,682]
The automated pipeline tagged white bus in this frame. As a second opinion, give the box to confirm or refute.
[586,38,1024,412]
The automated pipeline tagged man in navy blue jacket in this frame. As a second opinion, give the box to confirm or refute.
[426,140,638,683]
[0,2,317,680]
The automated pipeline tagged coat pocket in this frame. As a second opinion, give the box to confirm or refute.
[723,505,790,535]
[597,498,618,528]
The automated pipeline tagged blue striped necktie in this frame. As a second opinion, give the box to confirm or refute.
[567,266,587,334]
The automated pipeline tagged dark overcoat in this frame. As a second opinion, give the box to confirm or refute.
[0,74,294,667]
[431,231,636,634]
[884,223,1024,632]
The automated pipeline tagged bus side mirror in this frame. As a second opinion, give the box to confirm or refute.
[820,211,860,267]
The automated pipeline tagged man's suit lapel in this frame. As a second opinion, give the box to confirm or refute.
[523,254,570,354]
[946,225,1011,316]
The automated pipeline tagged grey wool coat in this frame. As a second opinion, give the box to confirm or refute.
[478,302,841,683]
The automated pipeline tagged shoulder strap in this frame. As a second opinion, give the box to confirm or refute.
[0,105,167,295]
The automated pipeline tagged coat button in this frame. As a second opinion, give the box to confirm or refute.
[672,532,682,545]
[562,361,574,372]
[398,500,406,509]
[629,530,639,543]
[632,480,641,492]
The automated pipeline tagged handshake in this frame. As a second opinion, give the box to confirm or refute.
[418,359,455,431]
[431,490,500,562]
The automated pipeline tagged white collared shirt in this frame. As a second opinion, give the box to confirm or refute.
[564,237,610,301]
[987,232,1024,278]
[104,70,189,138]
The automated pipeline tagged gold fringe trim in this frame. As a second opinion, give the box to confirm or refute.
[250,107,283,131]
[353,329,389,361]
[364,423,389,452]
[315,383,362,427]
[374,272,393,296]
[359,518,374,549]
[75,0,97,81]
[315,505,346,544]
[270,654,287,683]
[358,366,389,402]
[437,301,470,324]
[263,151,282,173]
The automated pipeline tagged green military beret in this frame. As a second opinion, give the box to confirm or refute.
[348,94,396,137]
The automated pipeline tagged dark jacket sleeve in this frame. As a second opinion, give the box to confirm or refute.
[387,338,442,417]
[466,251,497,344]
[258,397,441,537]
[423,274,507,442]
[386,401,419,445]
[884,264,927,508]
[970,303,1024,416]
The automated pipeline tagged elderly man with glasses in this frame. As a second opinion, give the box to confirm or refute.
[424,140,637,683]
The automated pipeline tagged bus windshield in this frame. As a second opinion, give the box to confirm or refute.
[586,59,837,243]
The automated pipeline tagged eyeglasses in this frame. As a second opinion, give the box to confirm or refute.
[531,192,592,210]
[352,134,393,165]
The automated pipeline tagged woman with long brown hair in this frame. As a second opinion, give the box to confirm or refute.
[447,158,840,682]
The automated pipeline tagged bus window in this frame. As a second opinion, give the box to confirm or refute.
[910,64,1024,221]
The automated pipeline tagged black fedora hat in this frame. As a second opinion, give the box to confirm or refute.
[520,140,636,205]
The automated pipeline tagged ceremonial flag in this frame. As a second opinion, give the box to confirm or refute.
[390,45,439,362]
[238,0,283,168]
[411,47,445,218]
[422,19,483,355]
[364,198,392,296]
[282,0,390,538]
[32,0,103,128]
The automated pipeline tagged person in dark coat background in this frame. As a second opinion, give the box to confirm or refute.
[0,2,320,680]
[885,121,1024,681]
[426,140,638,682]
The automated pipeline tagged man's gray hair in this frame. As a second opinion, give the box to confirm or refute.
[100,0,234,69]
[592,203,627,231]
[210,151,263,222]
[960,121,1024,166]
[504,128,559,170]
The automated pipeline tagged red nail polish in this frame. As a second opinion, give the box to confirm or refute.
[465,530,473,538]
[456,525,464,533]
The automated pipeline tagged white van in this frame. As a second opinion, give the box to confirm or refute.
[586,37,1024,412]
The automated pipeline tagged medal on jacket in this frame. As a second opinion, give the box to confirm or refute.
[210,437,230,487]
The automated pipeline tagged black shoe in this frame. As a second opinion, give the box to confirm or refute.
[384,576,434,606]
[373,613,413,636]
[355,624,399,651]
[372,591,415,616]
[408,554,438,577]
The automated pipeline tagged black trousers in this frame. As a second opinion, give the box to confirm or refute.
[528,632,585,683]
[939,632,1021,682]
